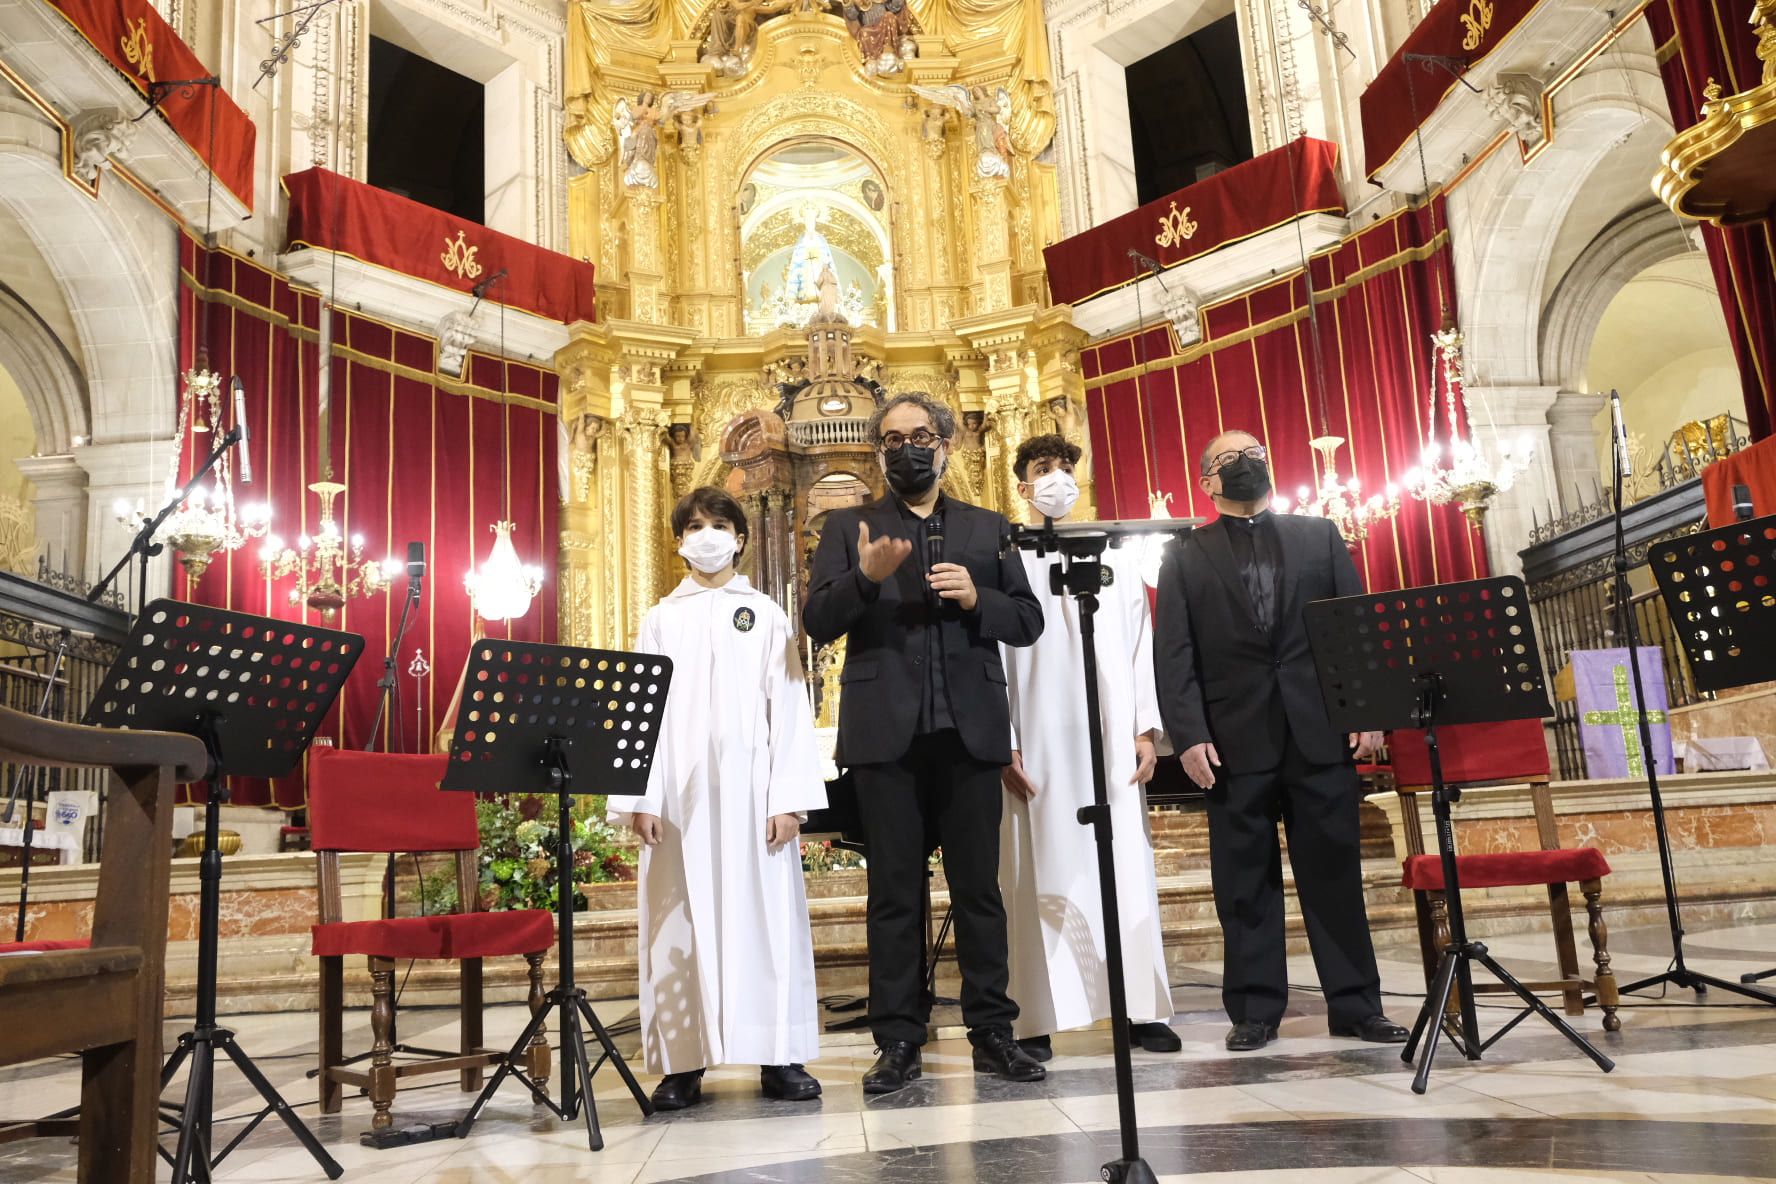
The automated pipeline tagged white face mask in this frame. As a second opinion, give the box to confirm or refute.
[677,526,740,574]
[1028,470,1080,520]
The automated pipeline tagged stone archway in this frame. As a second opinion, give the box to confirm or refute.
[0,93,180,581]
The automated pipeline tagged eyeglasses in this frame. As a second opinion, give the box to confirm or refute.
[880,429,944,452]
[1205,444,1267,474]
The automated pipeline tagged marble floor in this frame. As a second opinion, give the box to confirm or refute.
[5,920,1776,1182]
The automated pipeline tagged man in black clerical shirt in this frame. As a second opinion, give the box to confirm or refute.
[1152,429,1409,1052]
[804,394,1047,1093]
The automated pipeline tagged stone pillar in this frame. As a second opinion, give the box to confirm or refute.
[1464,385,1558,575]
[1547,390,1608,515]
[14,454,87,575]
[73,438,178,603]
[1030,310,1092,519]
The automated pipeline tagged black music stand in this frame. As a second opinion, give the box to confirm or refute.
[1648,514,1776,996]
[85,599,360,1181]
[1304,576,1615,1094]
[447,640,666,1151]
[1006,515,1197,1184]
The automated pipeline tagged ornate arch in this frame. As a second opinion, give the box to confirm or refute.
[1451,48,1673,385]
[0,281,88,455]
[1538,202,1700,393]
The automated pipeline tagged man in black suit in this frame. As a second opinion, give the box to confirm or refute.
[804,393,1047,1093]
[1153,429,1408,1052]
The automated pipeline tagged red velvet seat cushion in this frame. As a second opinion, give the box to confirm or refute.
[1402,848,1611,891]
[312,909,553,960]
[0,939,90,954]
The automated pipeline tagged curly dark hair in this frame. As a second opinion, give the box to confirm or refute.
[866,393,957,446]
[669,486,748,542]
[1013,433,1083,481]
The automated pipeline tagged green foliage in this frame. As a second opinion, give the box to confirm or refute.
[410,864,460,914]
[475,793,636,911]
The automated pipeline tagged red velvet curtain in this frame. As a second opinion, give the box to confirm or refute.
[1084,201,1488,593]
[176,238,559,807]
[1645,0,1776,441]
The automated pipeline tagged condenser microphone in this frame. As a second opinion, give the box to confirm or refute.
[1609,389,1631,479]
[406,540,426,581]
[231,376,252,483]
[1127,248,1163,276]
[1734,483,1755,522]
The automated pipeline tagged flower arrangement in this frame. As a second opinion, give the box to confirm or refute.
[475,793,636,911]
[800,838,865,874]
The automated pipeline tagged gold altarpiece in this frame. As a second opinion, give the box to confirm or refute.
[552,1,1095,655]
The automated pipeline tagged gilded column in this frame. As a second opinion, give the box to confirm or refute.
[970,175,1014,314]
[555,322,621,647]
[1030,309,1093,519]
[622,188,668,325]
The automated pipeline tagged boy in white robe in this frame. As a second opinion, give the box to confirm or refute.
[998,435,1181,1060]
[608,486,828,1109]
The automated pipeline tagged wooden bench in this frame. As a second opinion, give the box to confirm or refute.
[0,704,206,1182]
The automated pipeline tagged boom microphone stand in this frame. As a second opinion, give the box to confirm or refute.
[1604,392,1776,1006]
[1010,514,1198,1184]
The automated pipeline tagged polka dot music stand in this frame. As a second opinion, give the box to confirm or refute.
[1303,576,1614,1094]
[1649,513,1776,995]
[84,599,361,1183]
[444,640,671,1152]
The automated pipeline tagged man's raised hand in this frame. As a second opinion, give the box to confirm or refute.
[858,520,914,583]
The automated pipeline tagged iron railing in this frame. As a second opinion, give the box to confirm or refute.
[0,566,129,863]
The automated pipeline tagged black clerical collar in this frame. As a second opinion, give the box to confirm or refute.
[1225,509,1272,527]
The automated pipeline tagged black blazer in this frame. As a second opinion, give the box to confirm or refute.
[803,495,1043,767]
[1152,513,1362,774]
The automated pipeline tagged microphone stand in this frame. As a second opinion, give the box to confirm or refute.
[7,425,245,941]
[1607,394,1775,1005]
[367,565,421,753]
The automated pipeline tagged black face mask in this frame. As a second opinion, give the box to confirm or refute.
[885,443,942,498]
[1217,455,1272,503]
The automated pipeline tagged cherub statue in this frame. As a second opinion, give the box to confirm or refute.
[702,0,794,78]
[663,421,703,464]
[918,102,952,156]
[614,91,716,188]
[955,409,992,451]
[910,84,1012,178]
[842,0,918,76]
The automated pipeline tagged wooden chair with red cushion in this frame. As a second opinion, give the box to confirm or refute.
[308,748,554,1131]
[0,704,205,1181]
[1388,718,1620,1032]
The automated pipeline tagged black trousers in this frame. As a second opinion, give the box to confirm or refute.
[853,729,1017,1046]
[1206,730,1382,1028]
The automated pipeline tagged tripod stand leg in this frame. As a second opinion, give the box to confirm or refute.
[577,995,653,1113]
[1743,968,1776,984]
[1410,950,1462,1095]
[561,1007,605,1151]
[1471,949,1615,1072]
[169,1040,213,1184]
[455,990,559,1137]
[217,1034,345,1178]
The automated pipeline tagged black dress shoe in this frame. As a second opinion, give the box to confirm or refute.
[1017,1034,1053,1062]
[862,1042,922,1095]
[1128,1021,1183,1053]
[761,1063,822,1101]
[1224,1022,1278,1052]
[1331,1014,1410,1043]
[650,1068,705,1110]
[971,1027,1047,1082]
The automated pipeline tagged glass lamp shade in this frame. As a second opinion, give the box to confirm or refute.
[465,520,545,622]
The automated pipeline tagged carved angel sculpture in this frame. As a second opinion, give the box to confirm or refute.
[615,91,716,188]
[910,84,1012,179]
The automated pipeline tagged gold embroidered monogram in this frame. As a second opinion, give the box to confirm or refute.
[440,231,485,281]
[120,16,155,82]
[1154,201,1199,250]
[1460,0,1494,52]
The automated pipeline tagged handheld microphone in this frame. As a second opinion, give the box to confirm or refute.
[1734,483,1755,522]
[231,376,252,483]
[1609,389,1631,480]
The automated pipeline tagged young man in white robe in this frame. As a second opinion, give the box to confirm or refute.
[998,435,1181,1061]
[608,486,828,1110]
